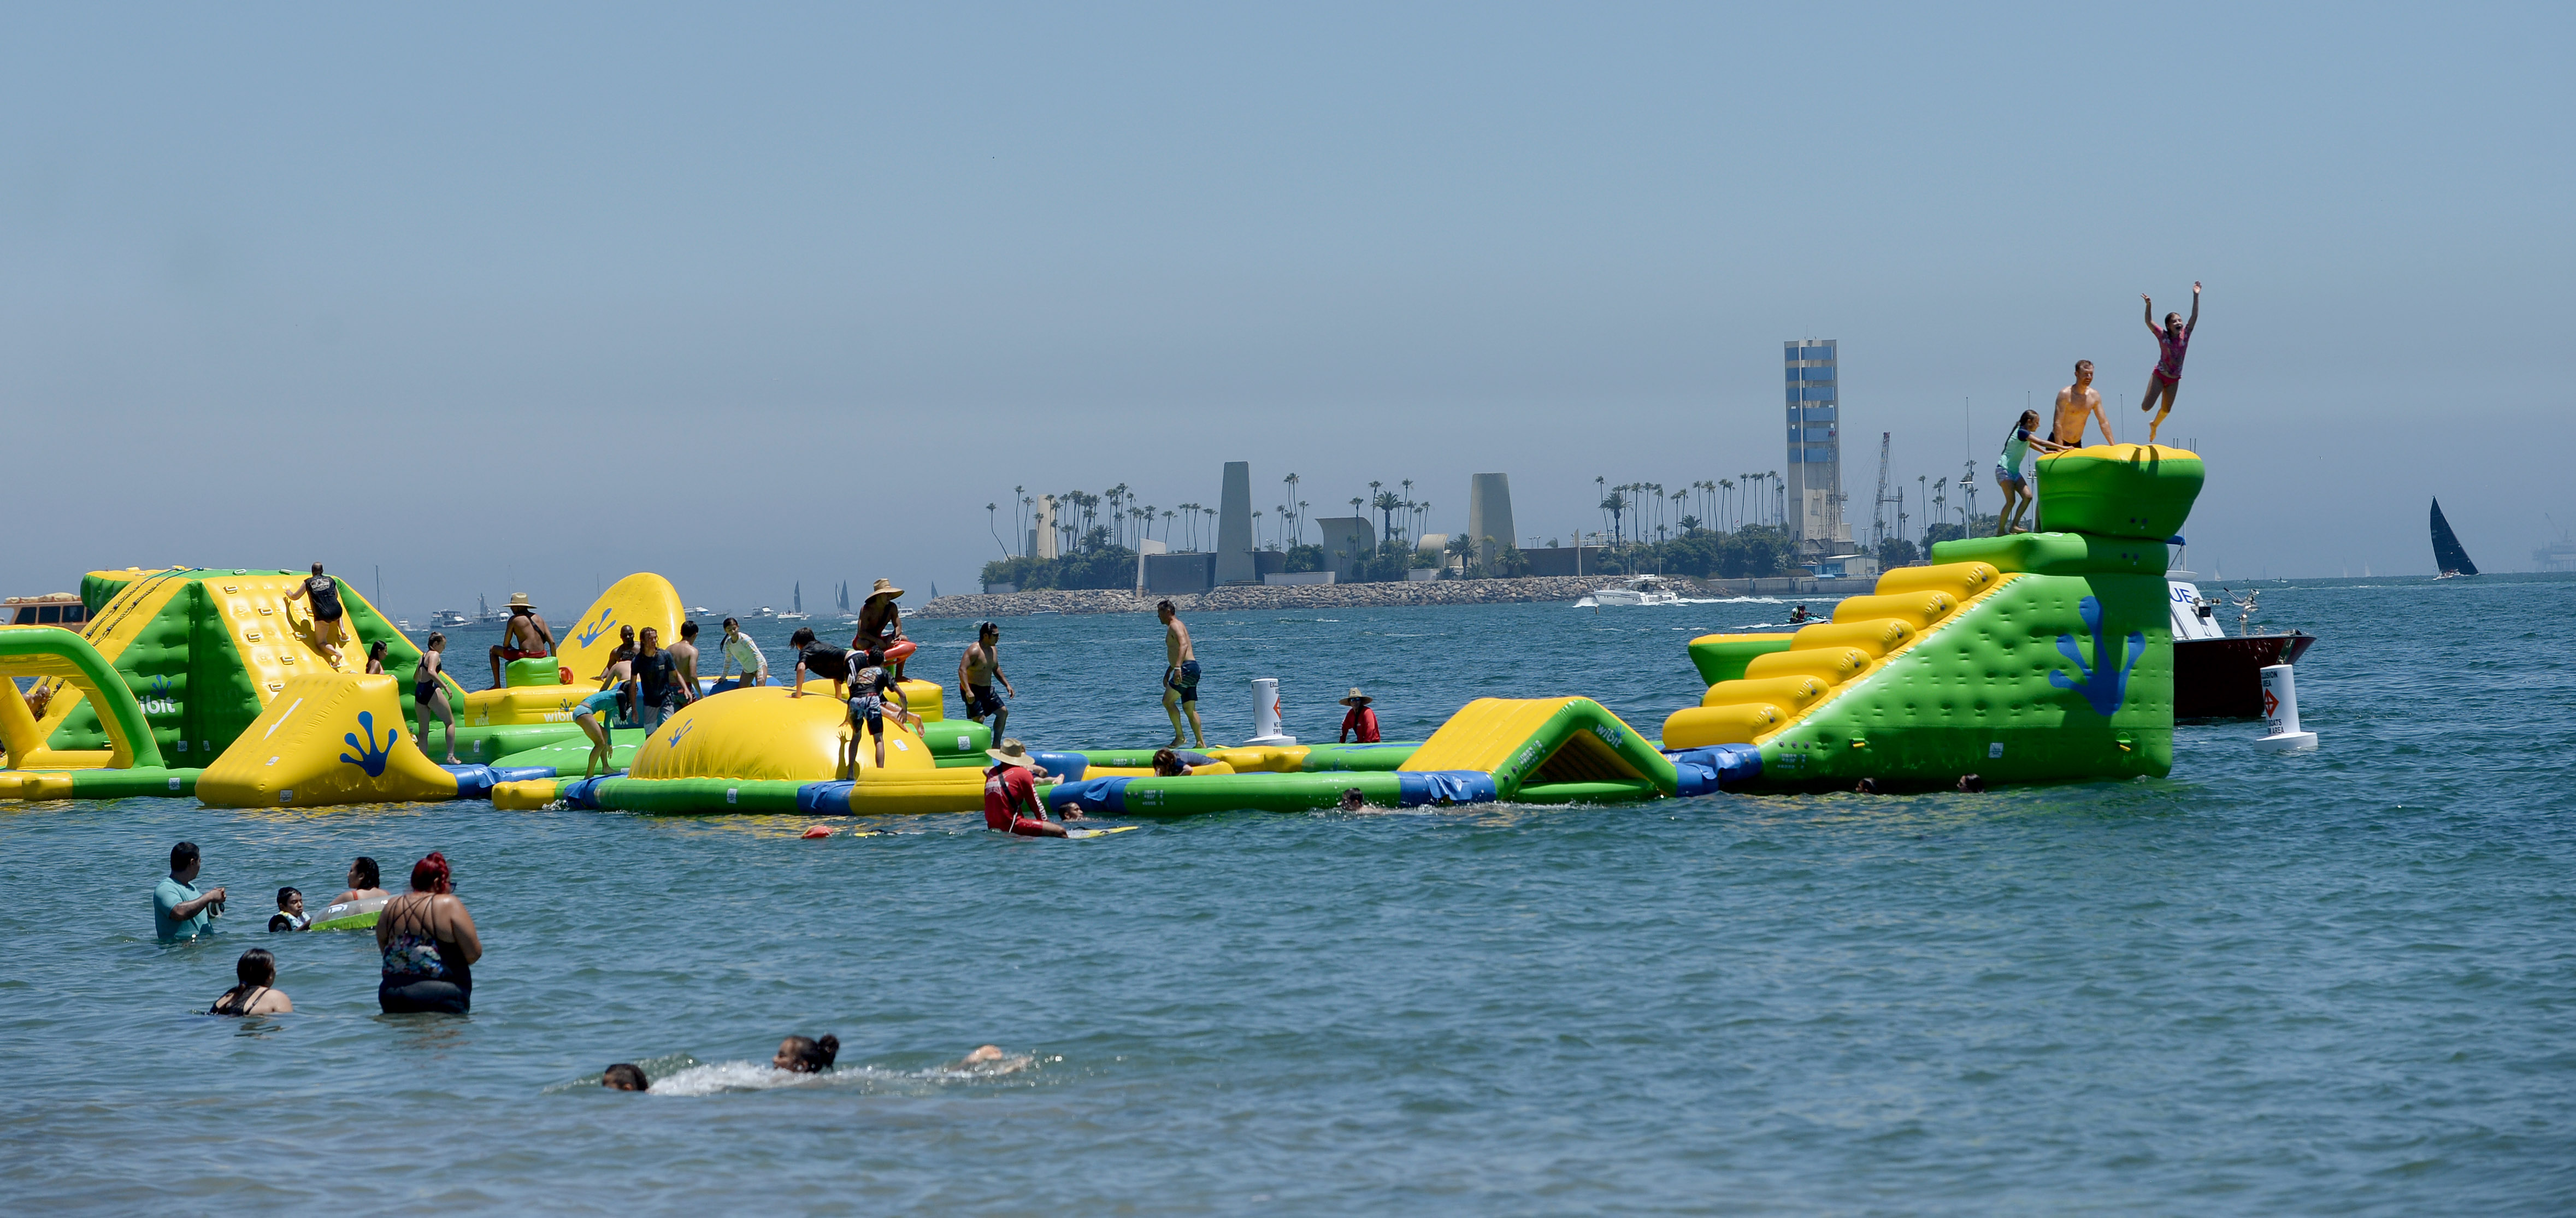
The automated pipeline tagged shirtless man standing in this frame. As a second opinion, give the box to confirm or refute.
[669,621,703,700]
[2050,360,2114,449]
[487,594,554,689]
[1158,600,1204,750]
[957,622,1016,739]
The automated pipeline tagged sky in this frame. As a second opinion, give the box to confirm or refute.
[4,3,2569,614]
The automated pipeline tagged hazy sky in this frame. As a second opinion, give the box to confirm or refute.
[5,3,2568,613]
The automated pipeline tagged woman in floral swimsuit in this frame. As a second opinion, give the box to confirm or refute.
[376,852,483,1014]
[2138,281,2200,444]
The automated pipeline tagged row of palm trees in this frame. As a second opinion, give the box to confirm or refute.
[1591,473,1790,549]
[989,474,1456,559]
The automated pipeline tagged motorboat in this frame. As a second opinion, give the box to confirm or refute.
[4,592,89,628]
[2169,575,2315,718]
[1584,575,1684,607]
[431,610,471,628]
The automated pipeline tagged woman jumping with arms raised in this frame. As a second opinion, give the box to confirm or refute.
[2139,282,2200,444]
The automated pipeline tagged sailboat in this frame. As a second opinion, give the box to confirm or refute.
[778,581,810,622]
[2431,498,2479,578]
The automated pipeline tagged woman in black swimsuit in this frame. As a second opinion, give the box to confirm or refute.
[283,562,349,668]
[376,853,482,1015]
[209,948,293,1016]
[414,632,458,764]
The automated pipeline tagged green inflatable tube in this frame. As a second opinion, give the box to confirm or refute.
[1512,779,1663,805]
[67,767,199,799]
[1929,531,2172,577]
[1687,635,1798,686]
[0,626,164,769]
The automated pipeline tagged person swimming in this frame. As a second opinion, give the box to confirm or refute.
[773,1034,840,1073]
[208,948,293,1016]
[331,856,387,906]
[268,886,308,932]
[602,1063,650,1091]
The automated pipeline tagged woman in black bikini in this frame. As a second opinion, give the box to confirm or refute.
[414,633,458,763]
[376,853,483,1015]
[208,948,293,1016]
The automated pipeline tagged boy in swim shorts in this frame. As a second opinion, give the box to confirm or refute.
[1158,601,1205,750]
[957,622,1015,738]
[841,654,909,777]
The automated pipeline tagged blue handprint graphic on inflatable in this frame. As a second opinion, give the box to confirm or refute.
[574,608,617,650]
[2049,596,2144,717]
[339,710,397,777]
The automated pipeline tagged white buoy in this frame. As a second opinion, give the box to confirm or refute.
[1246,677,1296,746]
[2253,663,2318,753]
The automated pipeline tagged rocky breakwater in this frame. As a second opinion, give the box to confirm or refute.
[915,576,1612,619]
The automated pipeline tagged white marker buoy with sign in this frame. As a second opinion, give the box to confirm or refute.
[2253,663,2318,753]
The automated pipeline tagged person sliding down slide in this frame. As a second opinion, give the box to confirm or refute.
[2139,282,2200,443]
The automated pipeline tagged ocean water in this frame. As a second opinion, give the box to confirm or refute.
[5,577,2573,1214]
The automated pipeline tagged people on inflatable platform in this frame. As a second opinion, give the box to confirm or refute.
[1337,688,1380,743]
[570,685,620,777]
[1152,748,1219,776]
[487,593,555,690]
[984,739,1077,837]
[282,562,348,669]
[415,632,460,763]
[625,628,694,734]
[1159,601,1205,750]
[788,628,852,700]
[363,639,387,675]
[207,948,292,1016]
[331,856,387,906]
[1995,406,2072,535]
[2051,359,2113,449]
[268,886,309,932]
[856,579,907,681]
[155,840,226,943]
[376,852,481,1015]
[714,618,768,693]
[774,1034,839,1073]
[958,622,1014,738]
[2138,282,2200,443]
[669,621,702,700]
[842,659,911,776]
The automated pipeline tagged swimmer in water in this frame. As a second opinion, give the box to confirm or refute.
[602,1063,650,1091]
[774,1034,840,1073]
[331,856,388,906]
[268,886,309,932]
[947,1045,1033,1074]
[208,948,292,1016]
[1339,788,1367,812]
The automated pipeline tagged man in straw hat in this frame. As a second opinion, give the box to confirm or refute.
[982,739,1075,837]
[854,578,908,681]
[487,593,554,689]
[1337,688,1381,743]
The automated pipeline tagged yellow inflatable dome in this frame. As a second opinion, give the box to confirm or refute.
[626,687,936,781]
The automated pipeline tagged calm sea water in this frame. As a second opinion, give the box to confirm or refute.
[5,578,2573,1214]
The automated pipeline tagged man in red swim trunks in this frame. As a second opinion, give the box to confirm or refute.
[487,593,554,689]
[982,739,1071,837]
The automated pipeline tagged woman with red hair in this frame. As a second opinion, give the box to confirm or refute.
[374,852,484,1014]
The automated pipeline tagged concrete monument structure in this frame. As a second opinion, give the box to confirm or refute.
[1215,460,1257,585]
[1466,473,1517,569]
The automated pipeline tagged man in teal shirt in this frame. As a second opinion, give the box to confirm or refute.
[154,841,227,942]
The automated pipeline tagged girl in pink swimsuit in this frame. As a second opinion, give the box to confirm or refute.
[2138,282,2200,443]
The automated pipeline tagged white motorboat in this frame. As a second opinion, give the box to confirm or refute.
[1583,575,1684,607]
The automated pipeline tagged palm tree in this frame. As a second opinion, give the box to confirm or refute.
[1445,531,1478,575]
[1600,489,1628,546]
[1283,473,1300,540]
[1012,485,1028,552]
[1163,508,1177,542]
[988,502,1007,558]
[1371,490,1404,542]
[1202,506,1217,547]
[1767,471,1781,528]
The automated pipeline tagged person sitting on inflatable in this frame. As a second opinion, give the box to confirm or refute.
[1151,748,1219,776]
[984,740,1072,837]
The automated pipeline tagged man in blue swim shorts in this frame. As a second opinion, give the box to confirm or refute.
[1158,600,1205,750]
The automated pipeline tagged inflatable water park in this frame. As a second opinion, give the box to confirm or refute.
[1,444,2203,813]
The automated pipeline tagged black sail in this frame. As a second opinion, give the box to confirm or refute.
[2430,498,2479,576]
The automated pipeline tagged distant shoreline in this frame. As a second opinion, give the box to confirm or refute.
[913,573,1872,619]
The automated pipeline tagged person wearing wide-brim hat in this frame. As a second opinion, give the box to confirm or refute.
[487,592,555,690]
[854,578,909,682]
[982,740,1071,837]
[1337,687,1381,744]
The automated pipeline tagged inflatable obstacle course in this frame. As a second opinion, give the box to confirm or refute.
[1660,443,2199,790]
[198,674,464,807]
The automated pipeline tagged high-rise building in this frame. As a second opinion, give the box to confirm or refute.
[1783,339,1849,547]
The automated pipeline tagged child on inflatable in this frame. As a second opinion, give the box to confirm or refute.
[2138,282,2201,443]
[841,652,911,777]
